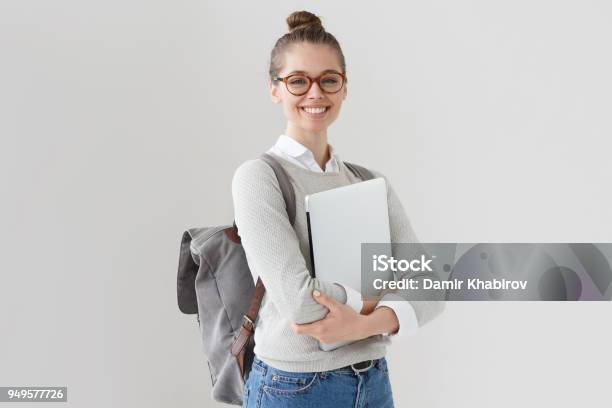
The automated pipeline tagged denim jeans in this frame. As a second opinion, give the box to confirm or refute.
[242,356,394,408]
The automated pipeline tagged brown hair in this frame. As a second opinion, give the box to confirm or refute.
[269,11,346,81]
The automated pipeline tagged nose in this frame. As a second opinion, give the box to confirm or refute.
[305,80,324,99]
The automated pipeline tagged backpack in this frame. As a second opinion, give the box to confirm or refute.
[176,152,374,405]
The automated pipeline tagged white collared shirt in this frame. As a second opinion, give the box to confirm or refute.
[266,134,418,339]
[268,134,341,173]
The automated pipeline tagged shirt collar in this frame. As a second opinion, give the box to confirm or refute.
[275,134,310,158]
[274,134,341,162]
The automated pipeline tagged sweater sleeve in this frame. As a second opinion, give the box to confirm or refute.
[370,169,446,328]
[231,159,348,324]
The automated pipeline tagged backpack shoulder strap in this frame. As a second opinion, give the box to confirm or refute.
[343,161,375,181]
[258,152,296,225]
[231,152,296,233]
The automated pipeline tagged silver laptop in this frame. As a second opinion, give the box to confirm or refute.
[305,177,393,351]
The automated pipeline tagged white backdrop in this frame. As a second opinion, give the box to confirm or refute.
[1,1,611,407]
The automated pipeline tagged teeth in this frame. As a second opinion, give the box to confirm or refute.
[302,107,327,114]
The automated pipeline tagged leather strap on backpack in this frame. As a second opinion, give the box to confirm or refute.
[230,276,265,376]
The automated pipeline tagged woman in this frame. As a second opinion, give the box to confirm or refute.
[231,10,444,408]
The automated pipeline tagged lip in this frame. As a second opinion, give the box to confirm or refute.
[299,105,330,119]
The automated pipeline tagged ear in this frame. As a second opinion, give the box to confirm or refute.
[343,84,347,100]
[269,79,281,104]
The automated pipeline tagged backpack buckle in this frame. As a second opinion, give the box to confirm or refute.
[242,315,254,331]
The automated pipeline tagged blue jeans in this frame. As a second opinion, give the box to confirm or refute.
[242,356,394,408]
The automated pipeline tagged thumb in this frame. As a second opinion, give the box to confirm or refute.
[312,289,337,310]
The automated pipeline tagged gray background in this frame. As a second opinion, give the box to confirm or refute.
[1,1,611,407]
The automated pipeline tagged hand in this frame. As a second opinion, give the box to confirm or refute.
[291,290,369,344]
[360,299,379,315]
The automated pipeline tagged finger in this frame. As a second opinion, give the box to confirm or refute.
[292,321,323,337]
[312,290,337,310]
[291,321,314,335]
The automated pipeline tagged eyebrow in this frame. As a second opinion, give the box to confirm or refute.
[286,69,341,76]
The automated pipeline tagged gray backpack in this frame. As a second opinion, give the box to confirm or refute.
[176,152,374,405]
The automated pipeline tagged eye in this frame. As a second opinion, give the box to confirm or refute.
[289,77,308,85]
[322,78,339,84]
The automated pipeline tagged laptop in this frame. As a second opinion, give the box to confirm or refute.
[305,177,393,351]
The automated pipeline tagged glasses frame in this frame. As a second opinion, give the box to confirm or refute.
[273,71,347,96]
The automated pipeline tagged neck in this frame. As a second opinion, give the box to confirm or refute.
[285,124,330,171]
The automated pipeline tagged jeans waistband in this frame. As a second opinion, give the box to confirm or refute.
[339,358,380,373]
[253,356,384,375]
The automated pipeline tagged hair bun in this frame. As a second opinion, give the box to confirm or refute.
[286,11,323,32]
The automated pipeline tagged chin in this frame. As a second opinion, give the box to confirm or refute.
[301,122,329,132]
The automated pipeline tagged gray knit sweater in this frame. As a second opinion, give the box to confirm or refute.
[231,153,444,372]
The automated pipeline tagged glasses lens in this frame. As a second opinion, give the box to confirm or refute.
[320,73,343,93]
[286,75,310,95]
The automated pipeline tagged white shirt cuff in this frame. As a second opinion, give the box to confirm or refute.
[335,283,363,313]
[376,293,419,339]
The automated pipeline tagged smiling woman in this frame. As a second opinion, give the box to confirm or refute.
[231,9,445,408]
[266,13,349,156]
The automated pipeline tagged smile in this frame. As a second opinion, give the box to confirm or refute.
[300,106,330,118]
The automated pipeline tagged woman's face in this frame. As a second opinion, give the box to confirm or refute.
[269,42,347,135]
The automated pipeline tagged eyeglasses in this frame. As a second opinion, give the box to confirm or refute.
[273,71,346,96]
